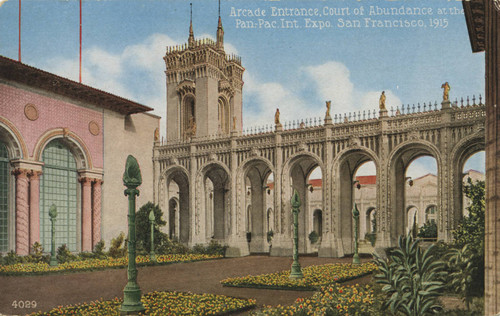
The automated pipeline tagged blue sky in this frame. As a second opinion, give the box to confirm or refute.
[0,0,485,176]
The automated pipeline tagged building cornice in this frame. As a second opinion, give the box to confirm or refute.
[0,55,153,115]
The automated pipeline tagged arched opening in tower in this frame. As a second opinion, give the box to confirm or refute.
[288,156,322,254]
[204,164,230,241]
[337,153,377,254]
[165,169,190,244]
[244,160,273,253]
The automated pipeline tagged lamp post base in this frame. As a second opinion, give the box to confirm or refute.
[352,253,361,265]
[120,282,145,314]
[289,261,304,279]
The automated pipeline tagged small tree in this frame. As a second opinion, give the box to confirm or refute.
[374,234,446,315]
[449,178,485,300]
[136,202,167,253]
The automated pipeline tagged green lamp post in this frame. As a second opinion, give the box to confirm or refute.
[149,209,157,263]
[352,202,361,265]
[49,204,58,267]
[290,190,303,279]
[120,155,145,314]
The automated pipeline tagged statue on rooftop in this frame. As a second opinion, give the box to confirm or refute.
[441,82,450,101]
[275,108,280,125]
[379,91,386,110]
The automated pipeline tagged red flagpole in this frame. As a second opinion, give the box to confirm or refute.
[18,0,21,62]
[79,0,82,83]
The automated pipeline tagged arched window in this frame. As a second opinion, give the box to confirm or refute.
[218,97,230,134]
[40,140,78,252]
[425,205,437,224]
[183,95,195,138]
[0,142,9,252]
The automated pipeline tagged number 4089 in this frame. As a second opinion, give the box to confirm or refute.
[12,300,37,308]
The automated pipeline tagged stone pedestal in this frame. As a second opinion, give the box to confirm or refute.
[275,123,283,132]
[324,116,332,125]
[379,109,388,118]
[225,234,249,257]
[270,233,293,256]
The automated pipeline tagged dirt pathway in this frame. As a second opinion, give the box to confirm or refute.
[0,256,372,315]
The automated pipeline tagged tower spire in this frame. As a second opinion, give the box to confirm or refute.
[188,3,194,47]
[216,0,224,50]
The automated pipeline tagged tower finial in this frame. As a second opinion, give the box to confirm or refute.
[188,3,194,47]
[216,0,224,50]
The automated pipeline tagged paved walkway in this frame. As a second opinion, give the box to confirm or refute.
[0,256,372,315]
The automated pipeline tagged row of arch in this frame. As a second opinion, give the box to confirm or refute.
[158,131,484,255]
[0,119,99,254]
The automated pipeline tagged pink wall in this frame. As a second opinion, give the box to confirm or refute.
[0,83,103,168]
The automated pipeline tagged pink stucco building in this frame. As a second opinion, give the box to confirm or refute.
[0,56,159,255]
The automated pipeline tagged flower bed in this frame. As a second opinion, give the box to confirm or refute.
[221,262,377,291]
[30,291,256,315]
[252,284,376,315]
[0,254,222,276]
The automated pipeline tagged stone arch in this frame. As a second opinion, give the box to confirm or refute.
[33,128,92,170]
[450,133,485,226]
[0,117,27,159]
[387,140,441,243]
[281,152,324,253]
[332,147,379,254]
[238,157,275,253]
[161,165,190,243]
[197,161,231,241]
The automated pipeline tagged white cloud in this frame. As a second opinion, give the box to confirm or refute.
[303,61,354,111]
[122,33,176,71]
[243,71,313,128]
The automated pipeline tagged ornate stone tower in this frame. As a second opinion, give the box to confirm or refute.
[164,6,244,141]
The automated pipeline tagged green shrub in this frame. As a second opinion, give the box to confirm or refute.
[446,245,478,311]
[192,240,227,257]
[1,250,22,265]
[157,237,189,255]
[308,231,319,244]
[56,244,76,264]
[374,234,446,315]
[26,242,49,264]
[108,232,127,258]
[417,220,438,239]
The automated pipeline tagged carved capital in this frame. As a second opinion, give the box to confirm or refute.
[28,170,43,180]
[78,177,93,186]
[12,168,29,178]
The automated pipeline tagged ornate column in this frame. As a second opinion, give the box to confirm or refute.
[28,170,42,250]
[92,179,103,247]
[13,168,30,255]
[79,177,92,252]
